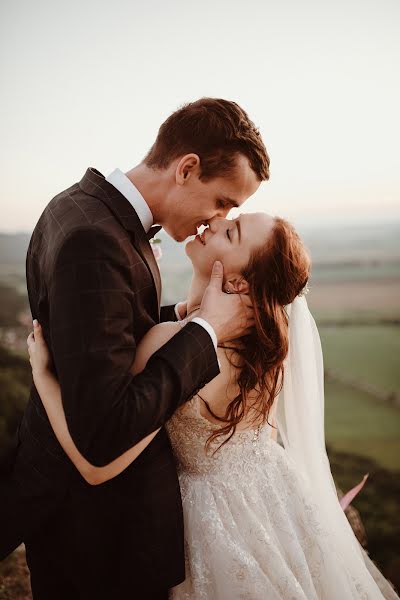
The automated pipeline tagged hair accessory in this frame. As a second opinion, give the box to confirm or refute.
[298,282,310,297]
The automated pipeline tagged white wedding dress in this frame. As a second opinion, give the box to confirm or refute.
[166,397,398,600]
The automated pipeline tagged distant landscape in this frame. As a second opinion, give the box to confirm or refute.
[0,221,399,596]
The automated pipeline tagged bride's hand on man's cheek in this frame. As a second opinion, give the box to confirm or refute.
[27,320,51,377]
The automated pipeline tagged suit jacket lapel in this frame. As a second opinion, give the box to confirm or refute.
[79,168,161,313]
[131,225,162,312]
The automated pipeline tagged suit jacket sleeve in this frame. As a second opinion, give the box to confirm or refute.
[160,304,178,323]
[48,227,219,466]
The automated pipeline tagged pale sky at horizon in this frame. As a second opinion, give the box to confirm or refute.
[1,0,399,233]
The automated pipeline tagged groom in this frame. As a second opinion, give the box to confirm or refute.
[1,98,269,598]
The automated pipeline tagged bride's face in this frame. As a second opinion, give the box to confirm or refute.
[186,212,275,285]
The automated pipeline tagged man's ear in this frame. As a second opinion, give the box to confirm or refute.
[175,154,201,185]
[224,275,249,295]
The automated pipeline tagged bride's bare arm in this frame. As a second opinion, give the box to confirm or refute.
[27,320,182,485]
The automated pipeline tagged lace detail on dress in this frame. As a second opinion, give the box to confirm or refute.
[167,396,269,479]
[166,397,397,600]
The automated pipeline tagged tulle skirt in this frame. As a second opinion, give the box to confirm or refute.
[169,439,398,600]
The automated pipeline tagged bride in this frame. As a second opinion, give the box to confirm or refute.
[27,213,398,599]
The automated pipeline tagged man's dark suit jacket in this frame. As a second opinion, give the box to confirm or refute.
[0,168,219,594]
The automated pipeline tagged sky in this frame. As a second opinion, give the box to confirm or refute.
[0,0,399,232]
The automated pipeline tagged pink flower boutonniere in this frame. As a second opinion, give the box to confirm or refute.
[150,238,162,262]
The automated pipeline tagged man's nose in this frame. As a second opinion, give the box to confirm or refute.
[216,206,231,219]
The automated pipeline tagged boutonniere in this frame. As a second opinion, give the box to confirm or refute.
[150,238,162,261]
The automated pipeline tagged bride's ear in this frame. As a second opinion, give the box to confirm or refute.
[224,275,249,295]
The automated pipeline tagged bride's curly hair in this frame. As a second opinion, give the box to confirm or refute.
[203,217,311,452]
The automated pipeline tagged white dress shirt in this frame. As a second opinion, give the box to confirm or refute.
[106,169,218,353]
[106,168,153,233]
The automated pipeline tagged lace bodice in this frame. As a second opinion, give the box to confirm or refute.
[166,395,274,479]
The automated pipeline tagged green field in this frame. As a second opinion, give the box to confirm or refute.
[320,325,400,395]
[325,381,400,470]
[320,325,400,471]
[317,323,400,475]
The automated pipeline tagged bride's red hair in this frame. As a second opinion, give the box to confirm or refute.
[204,217,311,451]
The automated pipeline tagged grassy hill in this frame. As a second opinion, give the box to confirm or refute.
[321,325,399,395]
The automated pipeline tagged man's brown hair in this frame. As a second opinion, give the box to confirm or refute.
[144,98,270,182]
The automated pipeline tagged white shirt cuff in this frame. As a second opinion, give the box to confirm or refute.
[191,317,218,351]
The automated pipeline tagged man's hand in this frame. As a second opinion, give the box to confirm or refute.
[197,261,254,344]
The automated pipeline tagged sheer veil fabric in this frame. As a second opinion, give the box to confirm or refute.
[276,297,398,598]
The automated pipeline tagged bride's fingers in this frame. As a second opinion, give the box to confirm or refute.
[27,331,35,346]
[33,320,43,336]
[31,321,47,351]
[27,337,34,362]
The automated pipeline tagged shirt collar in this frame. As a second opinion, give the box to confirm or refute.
[105,168,154,233]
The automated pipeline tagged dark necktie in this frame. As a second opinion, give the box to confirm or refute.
[147,225,162,240]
